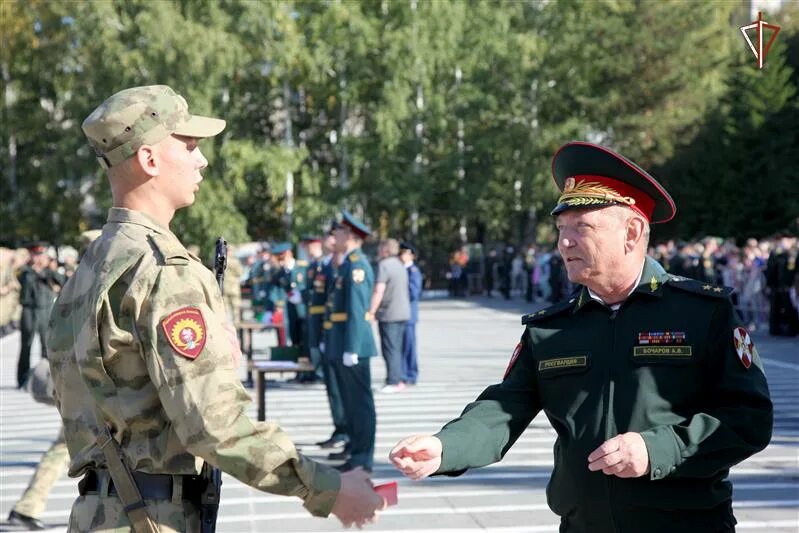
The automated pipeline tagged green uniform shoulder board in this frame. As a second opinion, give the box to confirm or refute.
[666,277,733,298]
[147,234,190,266]
[297,259,309,267]
[522,298,575,325]
[349,253,360,262]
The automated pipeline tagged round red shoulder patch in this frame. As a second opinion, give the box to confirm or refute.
[504,342,523,379]
[732,326,754,369]
[161,307,207,360]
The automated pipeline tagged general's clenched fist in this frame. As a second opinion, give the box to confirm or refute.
[587,432,650,478]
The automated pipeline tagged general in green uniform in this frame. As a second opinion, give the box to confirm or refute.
[390,142,772,533]
[325,211,378,472]
[48,85,382,532]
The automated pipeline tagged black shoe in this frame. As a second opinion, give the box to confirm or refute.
[327,450,351,461]
[8,510,46,530]
[316,434,349,449]
[334,462,371,473]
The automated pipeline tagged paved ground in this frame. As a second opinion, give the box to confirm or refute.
[1,296,797,532]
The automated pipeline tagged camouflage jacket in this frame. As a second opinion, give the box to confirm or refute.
[47,208,339,516]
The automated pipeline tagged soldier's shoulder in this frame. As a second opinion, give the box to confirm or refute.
[296,259,309,267]
[665,275,733,298]
[145,232,190,266]
[522,298,575,325]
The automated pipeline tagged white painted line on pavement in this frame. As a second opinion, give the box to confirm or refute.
[763,357,799,371]
[212,500,799,524]
[733,499,799,508]
[737,520,799,529]
[733,482,799,490]
[216,504,553,523]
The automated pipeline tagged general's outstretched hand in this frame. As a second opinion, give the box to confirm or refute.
[389,435,443,480]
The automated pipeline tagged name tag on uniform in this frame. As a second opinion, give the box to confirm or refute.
[633,346,692,357]
[538,356,588,372]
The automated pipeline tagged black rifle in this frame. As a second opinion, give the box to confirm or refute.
[215,237,228,296]
[199,237,228,533]
[199,462,222,533]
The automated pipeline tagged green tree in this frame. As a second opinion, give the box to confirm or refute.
[661,36,798,240]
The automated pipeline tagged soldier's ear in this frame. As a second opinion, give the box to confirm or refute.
[135,145,159,178]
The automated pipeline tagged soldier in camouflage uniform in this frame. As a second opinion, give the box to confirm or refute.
[6,232,102,531]
[47,85,383,532]
[8,427,69,530]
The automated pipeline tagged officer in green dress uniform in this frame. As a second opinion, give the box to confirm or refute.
[269,242,308,348]
[298,235,324,382]
[313,225,350,450]
[390,141,773,533]
[325,211,378,472]
[247,244,273,317]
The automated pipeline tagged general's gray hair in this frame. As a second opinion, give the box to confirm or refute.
[608,205,650,248]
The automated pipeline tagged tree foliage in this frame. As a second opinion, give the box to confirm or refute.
[1,0,797,256]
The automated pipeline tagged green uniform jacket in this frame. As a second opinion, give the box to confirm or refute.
[324,249,377,360]
[247,260,272,311]
[270,260,308,318]
[305,257,333,350]
[435,257,772,532]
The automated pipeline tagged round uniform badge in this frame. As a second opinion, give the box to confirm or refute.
[504,342,523,379]
[732,326,754,369]
[161,307,207,360]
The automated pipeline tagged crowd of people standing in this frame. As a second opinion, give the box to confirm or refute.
[449,234,798,337]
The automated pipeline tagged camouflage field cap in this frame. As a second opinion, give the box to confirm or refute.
[82,85,226,169]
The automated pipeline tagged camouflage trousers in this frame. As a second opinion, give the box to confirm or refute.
[68,495,201,532]
[12,426,69,518]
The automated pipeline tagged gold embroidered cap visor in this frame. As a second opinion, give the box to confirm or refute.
[82,85,226,169]
[550,141,676,224]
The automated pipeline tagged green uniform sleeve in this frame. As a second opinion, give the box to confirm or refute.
[435,333,542,474]
[138,265,340,516]
[345,263,370,355]
[640,298,773,481]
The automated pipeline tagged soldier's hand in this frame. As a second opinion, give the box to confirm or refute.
[331,467,386,528]
[587,432,650,478]
[389,435,442,480]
